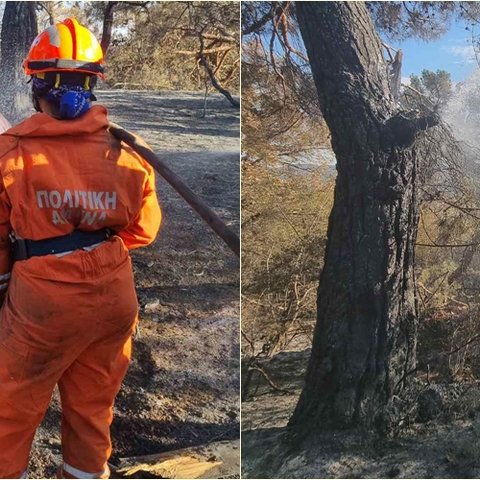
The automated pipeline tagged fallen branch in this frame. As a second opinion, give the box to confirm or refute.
[248,365,291,394]
[115,439,240,479]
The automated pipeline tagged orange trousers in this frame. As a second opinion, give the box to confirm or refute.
[0,237,138,478]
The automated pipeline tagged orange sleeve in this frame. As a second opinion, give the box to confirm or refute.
[0,177,12,303]
[117,163,161,250]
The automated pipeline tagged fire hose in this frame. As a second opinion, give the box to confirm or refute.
[0,115,239,257]
[108,122,240,257]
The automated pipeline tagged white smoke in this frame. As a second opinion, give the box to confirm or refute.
[443,69,480,150]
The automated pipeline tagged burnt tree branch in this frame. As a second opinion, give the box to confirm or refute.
[198,33,239,108]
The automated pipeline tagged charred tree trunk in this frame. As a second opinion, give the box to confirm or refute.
[0,2,38,124]
[288,2,437,437]
[101,1,119,56]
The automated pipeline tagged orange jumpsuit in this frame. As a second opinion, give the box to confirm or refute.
[0,105,161,478]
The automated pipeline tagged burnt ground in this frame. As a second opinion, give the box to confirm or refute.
[27,90,240,478]
[242,340,480,479]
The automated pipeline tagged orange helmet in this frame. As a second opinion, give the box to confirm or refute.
[23,18,104,78]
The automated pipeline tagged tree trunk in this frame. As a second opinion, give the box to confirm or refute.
[0,2,38,124]
[101,1,119,56]
[288,1,437,437]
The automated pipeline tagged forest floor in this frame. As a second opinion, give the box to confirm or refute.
[27,90,240,478]
[242,337,480,479]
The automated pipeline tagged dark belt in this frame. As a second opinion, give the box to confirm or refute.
[12,229,112,261]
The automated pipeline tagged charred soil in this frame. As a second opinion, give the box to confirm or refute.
[242,337,480,479]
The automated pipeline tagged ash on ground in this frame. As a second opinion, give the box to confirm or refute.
[242,334,480,479]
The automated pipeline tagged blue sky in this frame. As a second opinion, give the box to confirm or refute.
[389,20,479,83]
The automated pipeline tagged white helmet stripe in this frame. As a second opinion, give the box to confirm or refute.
[46,25,61,47]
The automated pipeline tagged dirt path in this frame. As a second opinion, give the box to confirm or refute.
[242,346,480,479]
[28,90,240,478]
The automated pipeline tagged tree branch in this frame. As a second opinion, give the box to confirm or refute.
[242,3,277,35]
[416,242,480,248]
[198,33,239,108]
[381,112,440,148]
[177,45,233,55]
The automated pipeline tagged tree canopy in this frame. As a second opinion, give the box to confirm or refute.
[20,1,240,93]
[410,69,453,107]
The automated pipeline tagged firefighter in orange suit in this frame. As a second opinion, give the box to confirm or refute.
[0,18,161,478]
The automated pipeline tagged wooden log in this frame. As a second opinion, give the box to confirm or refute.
[115,439,240,479]
[108,122,240,257]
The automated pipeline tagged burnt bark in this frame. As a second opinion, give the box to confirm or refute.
[288,2,437,437]
[101,1,119,55]
[0,2,38,123]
